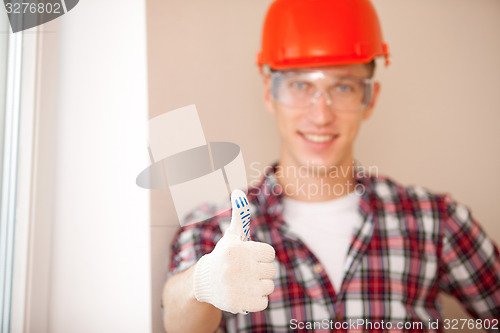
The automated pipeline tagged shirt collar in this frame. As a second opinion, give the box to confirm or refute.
[248,160,376,228]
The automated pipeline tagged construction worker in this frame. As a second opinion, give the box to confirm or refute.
[162,0,500,332]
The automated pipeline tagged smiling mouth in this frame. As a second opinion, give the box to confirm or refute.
[300,133,338,143]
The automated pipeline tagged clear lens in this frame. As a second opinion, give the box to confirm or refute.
[270,70,373,111]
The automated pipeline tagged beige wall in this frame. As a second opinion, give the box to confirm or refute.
[146,1,500,332]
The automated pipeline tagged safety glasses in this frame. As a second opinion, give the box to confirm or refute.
[270,70,373,111]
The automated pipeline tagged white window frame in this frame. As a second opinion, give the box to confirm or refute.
[8,21,60,333]
[0,17,23,333]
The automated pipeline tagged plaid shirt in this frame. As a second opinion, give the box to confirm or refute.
[168,163,500,332]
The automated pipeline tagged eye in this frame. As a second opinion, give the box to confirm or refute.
[334,84,354,93]
[289,80,311,91]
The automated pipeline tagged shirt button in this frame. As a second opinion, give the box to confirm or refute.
[313,263,323,274]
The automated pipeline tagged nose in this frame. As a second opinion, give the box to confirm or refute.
[311,91,332,106]
[308,91,335,125]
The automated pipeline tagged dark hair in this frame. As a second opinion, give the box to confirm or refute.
[365,59,376,78]
[266,59,377,76]
[365,59,376,77]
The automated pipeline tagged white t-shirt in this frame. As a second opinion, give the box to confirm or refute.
[282,192,363,292]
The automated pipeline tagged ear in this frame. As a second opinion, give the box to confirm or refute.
[362,81,380,120]
[262,74,275,115]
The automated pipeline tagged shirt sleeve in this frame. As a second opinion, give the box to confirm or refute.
[438,195,500,325]
[168,219,223,277]
[166,218,231,332]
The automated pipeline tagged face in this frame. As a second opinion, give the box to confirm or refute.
[263,64,380,174]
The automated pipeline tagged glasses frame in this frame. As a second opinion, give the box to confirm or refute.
[270,69,374,111]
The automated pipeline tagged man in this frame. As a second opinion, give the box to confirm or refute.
[162,0,500,332]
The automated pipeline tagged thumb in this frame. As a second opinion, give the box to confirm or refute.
[226,189,251,241]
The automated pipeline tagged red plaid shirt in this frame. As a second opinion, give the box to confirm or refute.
[168,163,500,332]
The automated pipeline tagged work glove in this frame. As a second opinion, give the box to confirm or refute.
[193,189,276,314]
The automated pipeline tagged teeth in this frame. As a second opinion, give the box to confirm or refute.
[303,133,335,143]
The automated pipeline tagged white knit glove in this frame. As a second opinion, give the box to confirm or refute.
[193,189,276,314]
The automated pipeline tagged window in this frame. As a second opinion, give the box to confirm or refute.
[0,11,23,333]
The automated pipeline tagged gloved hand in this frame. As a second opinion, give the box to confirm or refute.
[193,189,276,314]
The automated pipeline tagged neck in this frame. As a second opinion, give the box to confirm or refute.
[276,158,356,202]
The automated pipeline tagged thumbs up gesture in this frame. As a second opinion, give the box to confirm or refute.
[193,190,276,314]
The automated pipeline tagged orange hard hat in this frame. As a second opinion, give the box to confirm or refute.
[257,0,390,71]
